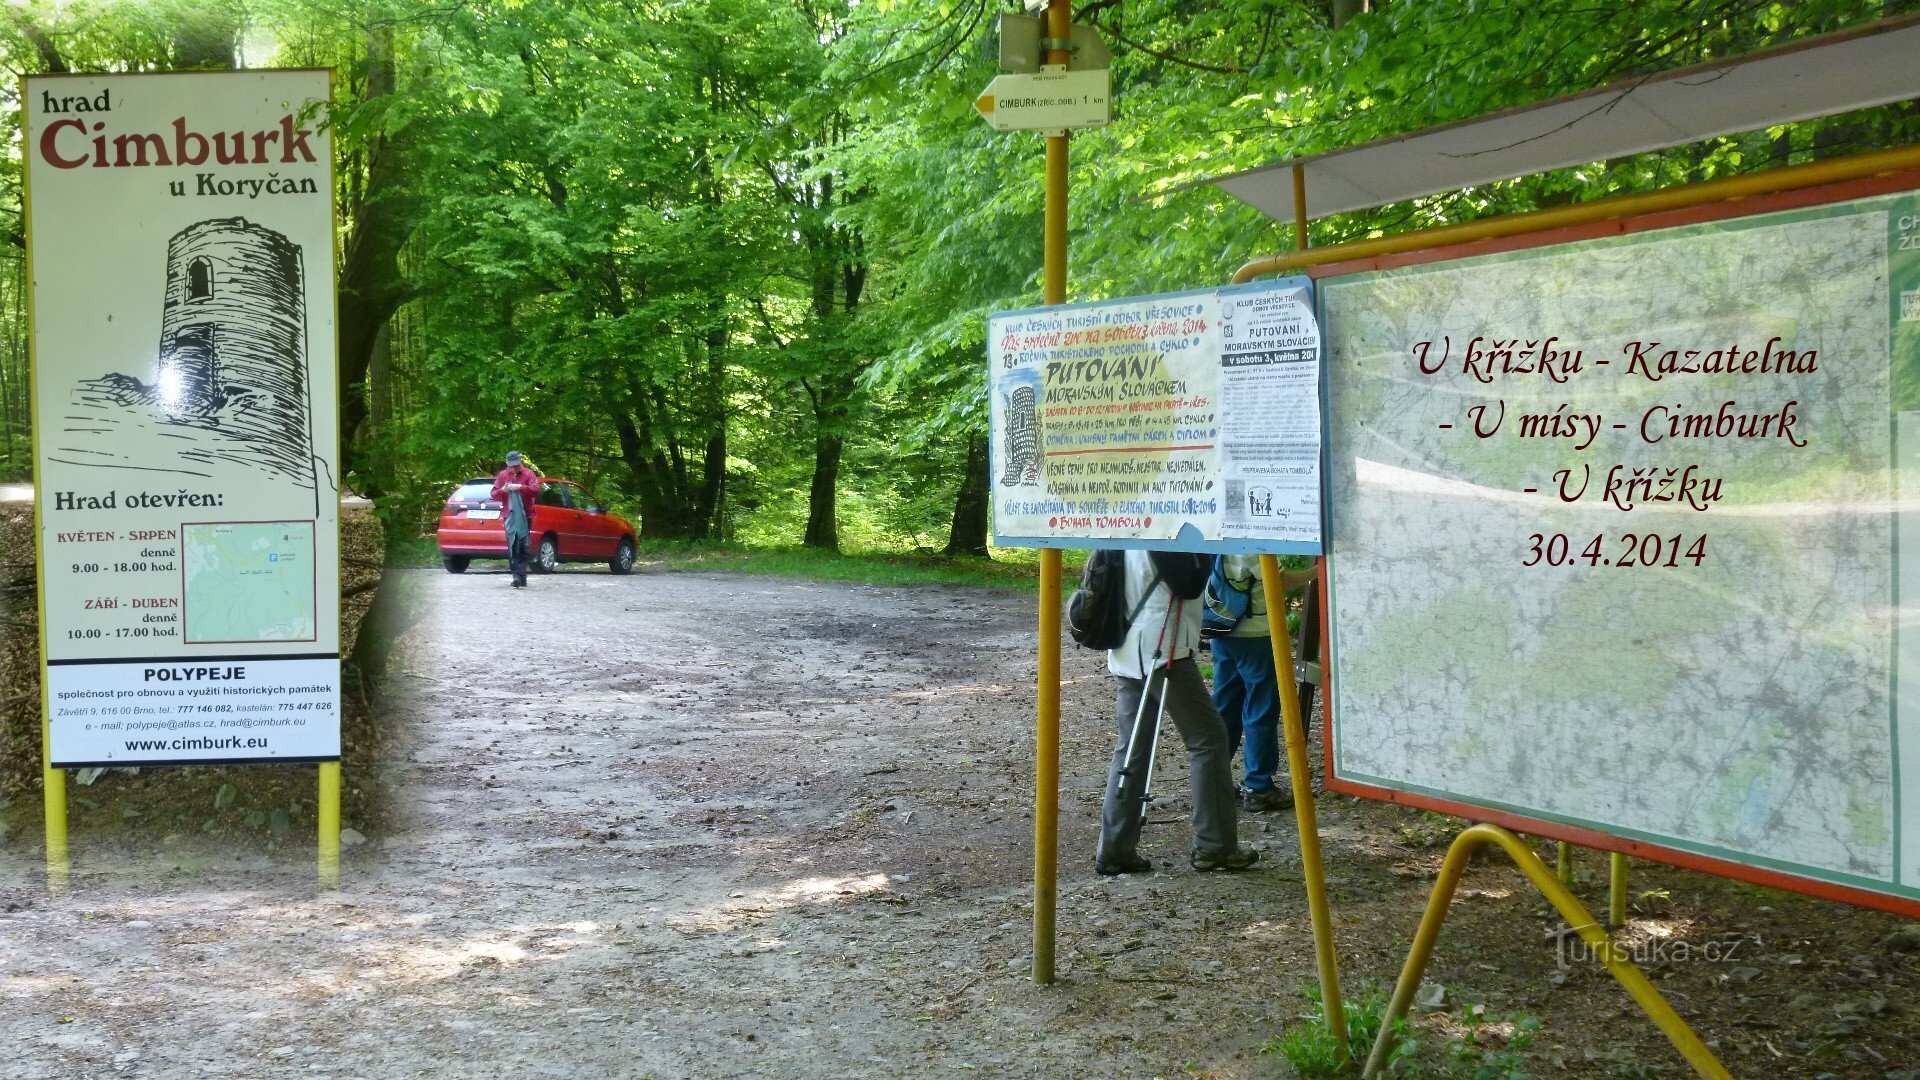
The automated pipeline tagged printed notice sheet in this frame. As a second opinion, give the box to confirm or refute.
[988,277,1322,554]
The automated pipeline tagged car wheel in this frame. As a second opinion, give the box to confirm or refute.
[535,534,560,573]
[610,538,636,575]
[442,555,470,574]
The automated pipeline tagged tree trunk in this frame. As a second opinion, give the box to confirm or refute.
[803,434,843,550]
[338,25,419,482]
[944,434,991,558]
[1811,121,1858,162]
[614,409,706,540]
[697,432,726,538]
[9,10,68,73]
[362,320,393,499]
[172,10,240,69]
[636,481,704,539]
[694,322,728,537]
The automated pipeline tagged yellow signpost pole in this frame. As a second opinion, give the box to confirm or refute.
[41,717,68,891]
[1035,549,1060,983]
[22,117,66,893]
[318,761,342,889]
[1255,160,1349,1058]
[1030,0,1072,987]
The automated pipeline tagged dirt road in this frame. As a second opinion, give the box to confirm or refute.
[3,565,1917,1077]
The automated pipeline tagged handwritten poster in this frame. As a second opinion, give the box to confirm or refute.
[988,278,1321,553]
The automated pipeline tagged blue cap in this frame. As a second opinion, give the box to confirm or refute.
[505,451,522,465]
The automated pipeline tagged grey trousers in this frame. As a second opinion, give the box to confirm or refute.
[1097,657,1239,862]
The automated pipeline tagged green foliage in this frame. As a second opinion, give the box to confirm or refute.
[1266,983,1542,1078]
[1401,810,1461,849]
[634,540,1042,589]
[1266,981,1408,1075]
[1433,1006,1541,1080]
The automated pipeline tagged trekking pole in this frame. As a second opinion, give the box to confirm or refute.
[1117,660,1162,814]
[1134,657,1173,832]
[1120,598,1180,833]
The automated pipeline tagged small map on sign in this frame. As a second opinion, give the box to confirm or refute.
[183,521,317,643]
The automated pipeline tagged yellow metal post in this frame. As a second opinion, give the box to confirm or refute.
[1609,850,1629,928]
[1291,162,1308,250]
[1557,841,1574,886]
[1361,824,1730,1079]
[1043,0,1071,310]
[1263,554,1347,1060]
[1035,549,1061,983]
[1031,0,1071,986]
[42,713,67,891]
[1258,162,1349,1058]
[22,108,64,892]
[317,761,341,889]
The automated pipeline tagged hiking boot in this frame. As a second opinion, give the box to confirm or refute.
[1190,848,1260,872]
[1094,854,1153,877]
[1243,787,1294,813]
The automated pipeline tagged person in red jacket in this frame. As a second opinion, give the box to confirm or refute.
[491,451,541,587]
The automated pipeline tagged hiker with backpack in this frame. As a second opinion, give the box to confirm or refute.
[1072,549,1258,876]
[1203,555,1319,813]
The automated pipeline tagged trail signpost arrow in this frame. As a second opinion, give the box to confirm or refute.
[974,68,1110,133]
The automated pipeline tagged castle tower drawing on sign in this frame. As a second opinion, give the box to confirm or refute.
[156,219,311,474]
[56,217,318,492]
[1000,382,1040,486]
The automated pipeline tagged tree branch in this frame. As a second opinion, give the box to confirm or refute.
[1088,18,1243,75]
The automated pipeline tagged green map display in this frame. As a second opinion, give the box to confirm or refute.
[183,521,318,644]
[1321,189,1920,911]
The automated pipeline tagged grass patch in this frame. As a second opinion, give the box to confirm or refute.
[637,541,1072,590]
[1266,983,1403,1076]
[1264,983,1541,1078]
[387,535,442,568]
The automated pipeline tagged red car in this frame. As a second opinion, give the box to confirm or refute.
[436,476,639,575]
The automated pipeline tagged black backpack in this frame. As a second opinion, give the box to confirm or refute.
[1067,550,1160,651]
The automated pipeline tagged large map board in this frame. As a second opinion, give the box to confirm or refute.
[1318,176,1920,915]
[27,71,341,768]
[989,278,1323,554]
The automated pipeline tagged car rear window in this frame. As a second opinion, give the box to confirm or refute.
[447,480,495,504]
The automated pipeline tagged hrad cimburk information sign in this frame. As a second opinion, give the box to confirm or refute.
[26,70,342,767]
